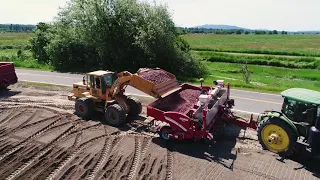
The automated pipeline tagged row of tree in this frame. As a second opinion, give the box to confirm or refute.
[0,24,36,32]
[177,27,289,35]
[30,0,206,78]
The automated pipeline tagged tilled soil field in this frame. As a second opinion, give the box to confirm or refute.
[0,82,319,180]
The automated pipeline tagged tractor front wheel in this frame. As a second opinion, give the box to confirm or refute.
[75,98,94,118]
[257,118,297,157]
[105,104,127,126]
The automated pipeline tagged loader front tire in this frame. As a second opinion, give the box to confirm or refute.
[75,98,94,118]
[105,104,126,126]
[127,97,142,116]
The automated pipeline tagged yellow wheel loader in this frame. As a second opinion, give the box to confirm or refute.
[68,68,180,126]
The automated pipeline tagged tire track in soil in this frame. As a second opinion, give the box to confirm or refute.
[0,108,26,127]
[45,130,128,180]
[5,124,79,180]
[14,147,69,180]
[0,140,18,154]
[137,154,151,179]
[136,138,170,180]
[100,154,125,179]
[0,108,18,124]
[166,141,174,180]
[0,114,61,142]
[6,109,40,129]
[34,132,84,180]
[0,105,169,180]
[0,115,66,163]
[0,98,74,109]
[86,127,119,180]
[32,148,71,180]
[38,124,105,180]
[127,137,151,180]
[0,144,43,178]
[141,157,159,180]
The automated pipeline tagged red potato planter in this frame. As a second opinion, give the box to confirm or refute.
[147,82,258,141]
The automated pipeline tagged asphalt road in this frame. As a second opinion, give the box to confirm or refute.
[14,69,283,113]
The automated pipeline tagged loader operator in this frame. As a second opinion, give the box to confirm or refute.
[95,77,100,88]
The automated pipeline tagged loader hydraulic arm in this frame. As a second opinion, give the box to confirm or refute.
[110,71,159,98]
[110,70,179,99]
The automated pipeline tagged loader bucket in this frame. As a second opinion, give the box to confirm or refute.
[134,68,181,99]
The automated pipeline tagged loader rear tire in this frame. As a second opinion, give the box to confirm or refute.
[75,98,94,118]
[127,97,142,116]
[105,104,126,126]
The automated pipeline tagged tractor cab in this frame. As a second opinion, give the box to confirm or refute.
[280,88,320,127]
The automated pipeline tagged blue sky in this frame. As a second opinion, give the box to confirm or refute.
[1,0,319,31]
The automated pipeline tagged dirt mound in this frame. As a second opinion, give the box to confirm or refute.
[137,69,173,85]
[153,89,201,113]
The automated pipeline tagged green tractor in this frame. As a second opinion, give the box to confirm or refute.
[257,88,320,157]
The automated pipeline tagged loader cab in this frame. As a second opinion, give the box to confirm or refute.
[85,70,117,98]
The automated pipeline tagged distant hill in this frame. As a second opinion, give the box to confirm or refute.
[193,24,249,30]
[191,24,320,34]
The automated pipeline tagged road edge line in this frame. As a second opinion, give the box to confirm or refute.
[19,80,72,87]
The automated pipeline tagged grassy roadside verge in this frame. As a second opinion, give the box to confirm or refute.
[3,58,53,70]
[191,61,320,93]
[0,49,53,70]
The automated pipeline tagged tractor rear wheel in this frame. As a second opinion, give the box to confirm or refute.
[257,118,297,157]
[75,98,94,118]
[105,104,126,126]
[127,97,142,116]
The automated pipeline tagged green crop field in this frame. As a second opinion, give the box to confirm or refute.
[0,33,32,46]
[183,34,320,57]
[0,32,52,70]
[180,34,320,92]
